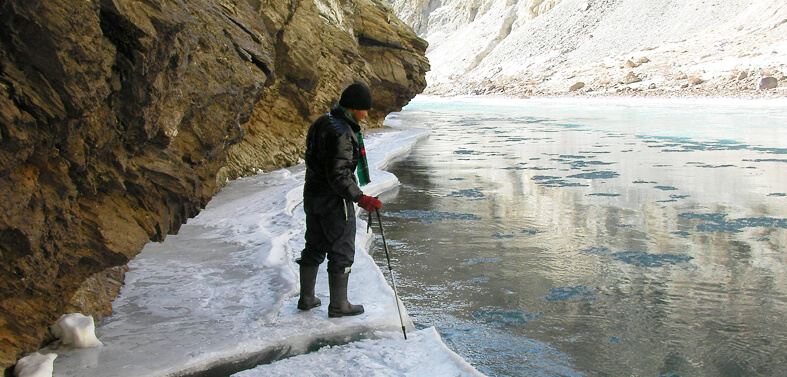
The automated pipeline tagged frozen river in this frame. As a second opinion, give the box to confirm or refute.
[374,96,787,377]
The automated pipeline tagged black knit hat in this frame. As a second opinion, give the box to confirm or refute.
[339,83,372,110]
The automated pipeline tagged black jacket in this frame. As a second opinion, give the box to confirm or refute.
[303,105,363,202]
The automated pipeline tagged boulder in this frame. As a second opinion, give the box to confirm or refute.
[0,0,428,368]
[689,76,704,86]
[569,82,585,92]
[758,76,778,90]
[621,71,641,84]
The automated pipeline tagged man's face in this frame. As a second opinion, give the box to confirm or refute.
[348,109,368,122]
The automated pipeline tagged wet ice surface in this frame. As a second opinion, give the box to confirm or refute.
[377,96,787,377]
[48,125,483,377]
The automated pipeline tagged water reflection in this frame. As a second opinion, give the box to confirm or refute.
[374,97,787,377]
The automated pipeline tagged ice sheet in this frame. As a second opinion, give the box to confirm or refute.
[47,122,480,376]
[231,327,483,377]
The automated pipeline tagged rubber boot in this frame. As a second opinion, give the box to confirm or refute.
[328,272,365,318]
[297,264,321,310]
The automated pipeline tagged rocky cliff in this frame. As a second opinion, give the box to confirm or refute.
[0,0,428,368]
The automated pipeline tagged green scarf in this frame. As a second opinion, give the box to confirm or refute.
[339,105,371,186]
[355,131,371,186]
[339,105,372,186]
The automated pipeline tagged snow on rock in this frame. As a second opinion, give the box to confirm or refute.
[231,327,484,377]
[387,0,787,97]
[13,352,57,377]
[50,314,102,348]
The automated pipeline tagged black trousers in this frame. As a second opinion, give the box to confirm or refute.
[300,195,356,274]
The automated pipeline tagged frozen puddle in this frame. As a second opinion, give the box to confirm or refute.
[47,126,481,376]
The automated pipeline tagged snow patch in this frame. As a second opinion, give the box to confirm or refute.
[50,313,102,348]
[13,352,57,377]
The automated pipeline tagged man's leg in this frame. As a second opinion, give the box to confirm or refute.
[324,198,364,317]
[298,197,328,311]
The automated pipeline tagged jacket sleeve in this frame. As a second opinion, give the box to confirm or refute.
[322,130,364,202]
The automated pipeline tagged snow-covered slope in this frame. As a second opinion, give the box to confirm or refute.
[388,0,787,96]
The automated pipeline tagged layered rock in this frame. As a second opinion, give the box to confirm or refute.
[0,0,428,368]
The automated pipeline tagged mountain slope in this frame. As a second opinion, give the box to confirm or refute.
[389,0,787,96]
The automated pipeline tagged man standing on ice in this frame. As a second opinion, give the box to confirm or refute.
[297,82,382,317]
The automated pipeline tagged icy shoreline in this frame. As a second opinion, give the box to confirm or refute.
[44,120,482,377]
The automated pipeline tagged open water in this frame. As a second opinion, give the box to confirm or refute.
[372,96,787,377]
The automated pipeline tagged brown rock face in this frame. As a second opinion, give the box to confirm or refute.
[0,0,428,368]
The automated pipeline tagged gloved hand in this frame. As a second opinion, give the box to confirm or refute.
[357,195,382,213]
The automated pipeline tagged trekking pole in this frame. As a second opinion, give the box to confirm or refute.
[375,209,407,340]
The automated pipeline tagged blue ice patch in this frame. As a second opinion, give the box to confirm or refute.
[752,146,787,154]
[570,160,615,169]
[385,210,482,224]
[461,257,503,265]
[611,251,692,267]
[472,309,541,325]
[521,228,544,235]
[540,286,596,302]
[580,247,609,254]
[655,185,678,191]
[567,171,619,180]
[531,175,588,187]
[679,212,787,233]
[447,188,485,198]
[559,155,588,159]
[678,212,728,223]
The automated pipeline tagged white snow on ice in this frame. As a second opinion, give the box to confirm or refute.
[46,120,482,377]
[232,327,478,377]
[50,313,103,349]
[13,352,57,377]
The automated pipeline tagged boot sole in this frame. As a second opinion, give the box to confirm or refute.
[297,298,321,310]
[328,308,365,318]
[298,303,321,310]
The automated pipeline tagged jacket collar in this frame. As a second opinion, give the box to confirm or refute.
[331,105,361,133]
